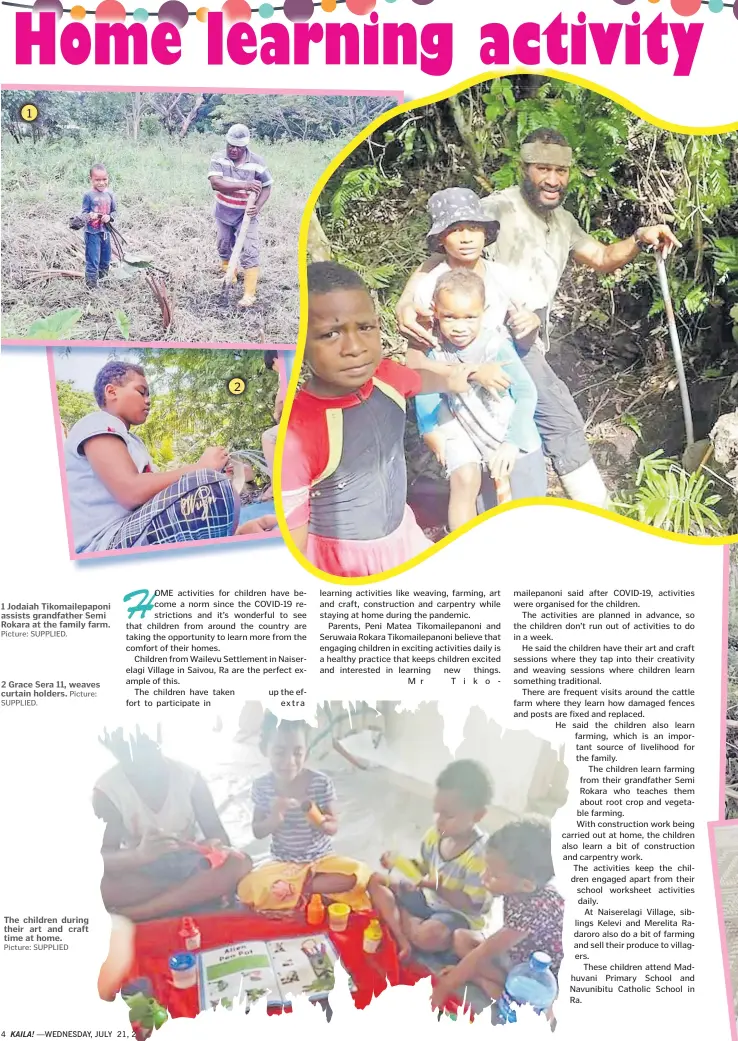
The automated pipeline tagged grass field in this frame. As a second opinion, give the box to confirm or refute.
[1,132,346,344]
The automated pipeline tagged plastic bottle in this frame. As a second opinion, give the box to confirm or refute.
[496,952,558,1024]
[384,852,424,883]
[306,893,326,926]
[363,919,382,954]
[169,953,198,990]
[178,916,201,952]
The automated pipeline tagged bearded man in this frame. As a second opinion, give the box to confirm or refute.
[397,127,680,505]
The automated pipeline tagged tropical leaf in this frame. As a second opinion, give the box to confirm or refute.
[115,310,131,340]
[27,308,82,340]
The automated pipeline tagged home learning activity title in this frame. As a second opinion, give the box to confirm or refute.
[13,6,711,77]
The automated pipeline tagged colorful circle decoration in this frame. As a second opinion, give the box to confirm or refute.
[411,0,437,5]
[32,0,63,16]
[258,2,274,14]
[609,0,733,14]
[70,3,86,17]
[196,5,209,19]
[346,0,376,13]
[670,0,701,14]
[321,0,337,11]
[133,7,149,19]
[159,0,189,25]
[284,0,315,20]
[222,0,251,21]
[95,0,126,21]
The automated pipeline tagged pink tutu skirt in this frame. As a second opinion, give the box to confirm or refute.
[307,505,432,578]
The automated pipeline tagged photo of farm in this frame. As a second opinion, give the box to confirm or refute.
[300,75,738,550]
[1,89,397,346]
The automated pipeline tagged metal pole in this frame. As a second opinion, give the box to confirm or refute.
[655,251,694,447]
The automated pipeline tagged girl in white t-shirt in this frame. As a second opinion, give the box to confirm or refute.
[63,361,236,553]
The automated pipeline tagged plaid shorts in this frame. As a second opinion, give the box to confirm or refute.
[107,469,237,550]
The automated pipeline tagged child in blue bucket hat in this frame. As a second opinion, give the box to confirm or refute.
[409,188,546,530]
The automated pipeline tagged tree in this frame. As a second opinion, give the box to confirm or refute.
[55,380,96,432]
[127,92,149,142]
[209,94,395,143]
[132,349,279,466]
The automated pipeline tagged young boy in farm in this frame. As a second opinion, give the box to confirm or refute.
[368,759,493,962]
[63,360,269,552]
[81,163,117,289]
[281,262,487,577]
[208,123,273,308]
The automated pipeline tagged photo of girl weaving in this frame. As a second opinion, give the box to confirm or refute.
[51,347,289,558]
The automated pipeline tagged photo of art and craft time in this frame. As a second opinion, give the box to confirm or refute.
[1,88,398,347]
[282,74,738,578]
[93,703,567,1027]
[50,346,292,558]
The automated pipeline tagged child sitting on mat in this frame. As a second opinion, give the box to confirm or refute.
[368,760,493,962]
[94,727,251,923]
[236,713,372,914]
[430,816,564,1009]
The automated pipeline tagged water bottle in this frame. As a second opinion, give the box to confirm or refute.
[496,952,557,1024]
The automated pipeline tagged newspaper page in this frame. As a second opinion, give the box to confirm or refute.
[0,2,736,1040]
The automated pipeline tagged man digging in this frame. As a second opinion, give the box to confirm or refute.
[397,128,681,507]
[208,123,273,308]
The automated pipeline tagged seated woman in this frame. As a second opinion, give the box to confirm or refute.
[236,713,372,914]
[94,728,250,922]
[65,360,249,552]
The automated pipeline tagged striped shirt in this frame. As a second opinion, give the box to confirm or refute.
[207,149,273,225]
[418,826,492,930]
[251,770,335,863]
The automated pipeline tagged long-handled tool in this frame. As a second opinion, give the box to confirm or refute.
[221,191,255,304]
[654,251,713,471]
[652,249,715,476]
[655,250,694,448]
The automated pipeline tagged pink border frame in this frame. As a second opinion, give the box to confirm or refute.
[707,547,736,1039]
[47,345,292,561]
[2,82,404,350]
[709,817,738,1041]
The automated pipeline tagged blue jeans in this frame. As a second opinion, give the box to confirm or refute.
[84,231,111,283]
[518,337,592,477]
